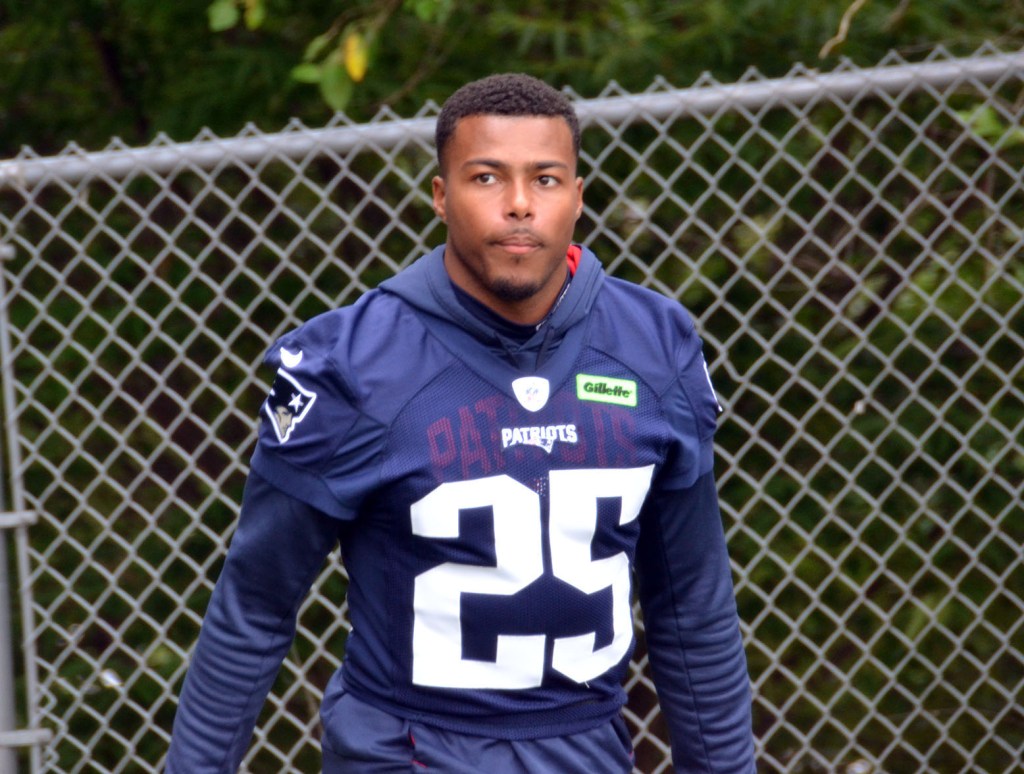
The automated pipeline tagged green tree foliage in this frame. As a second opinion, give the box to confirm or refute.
[1,0,1021,155]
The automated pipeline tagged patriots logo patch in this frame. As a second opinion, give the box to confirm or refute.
[264,368,317,444]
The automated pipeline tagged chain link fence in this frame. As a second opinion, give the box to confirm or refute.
[1,46,1022,773]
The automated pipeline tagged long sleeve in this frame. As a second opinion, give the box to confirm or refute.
[635,471,755,773]
[166,471,342,773]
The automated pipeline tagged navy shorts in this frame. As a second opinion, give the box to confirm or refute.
[320,690,635,773]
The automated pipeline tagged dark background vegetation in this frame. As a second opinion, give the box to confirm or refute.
[2,0,1022,156]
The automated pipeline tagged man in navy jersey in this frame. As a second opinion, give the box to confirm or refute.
[167,73,755,773]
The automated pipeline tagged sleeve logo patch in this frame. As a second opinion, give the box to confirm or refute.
[575,374,637,407]
[264,368,317,443]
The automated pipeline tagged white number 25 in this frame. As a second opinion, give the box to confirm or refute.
[410,465,654,689]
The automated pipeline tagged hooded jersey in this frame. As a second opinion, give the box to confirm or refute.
[167,245,754,772]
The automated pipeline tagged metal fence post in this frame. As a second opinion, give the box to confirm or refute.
[0,242,18,774]
[0,242,49,772]
[0,531,19,774]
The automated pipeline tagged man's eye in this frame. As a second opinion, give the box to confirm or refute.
[537,175,559,187]
[475,173,497,185]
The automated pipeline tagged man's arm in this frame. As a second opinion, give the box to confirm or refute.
[166,471,341,773]
[634,472,756,773]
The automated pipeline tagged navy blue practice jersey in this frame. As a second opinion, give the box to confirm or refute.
[168,245,754,773]
[249,244,721,737]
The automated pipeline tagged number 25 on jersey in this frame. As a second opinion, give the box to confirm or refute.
[411,465,654,690]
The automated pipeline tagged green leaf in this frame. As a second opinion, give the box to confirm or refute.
[304,31,335,62]
[290,63,323,84]
[320,62,354,112]
[956,104,1024,146]
[207,0,240,32]
[243,0,266,30]
[403,0,454,23]
[958,105,1003,140]
[404,0,435,23]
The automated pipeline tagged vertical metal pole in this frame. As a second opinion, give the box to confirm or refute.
[0,242,20,772]
[0,530,19,773]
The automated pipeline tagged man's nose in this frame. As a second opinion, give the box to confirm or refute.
[506,179,532,218]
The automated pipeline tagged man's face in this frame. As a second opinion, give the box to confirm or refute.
[432,114,584,325]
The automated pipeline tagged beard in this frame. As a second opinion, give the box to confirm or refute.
[488,275,546,303]
[443,234,568,313]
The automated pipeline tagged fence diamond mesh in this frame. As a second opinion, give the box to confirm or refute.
[1,47,1022,773]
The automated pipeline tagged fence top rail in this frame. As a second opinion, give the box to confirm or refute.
[1,50,1022,191]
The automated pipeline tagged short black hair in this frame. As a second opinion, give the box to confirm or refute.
[434,73,580,172]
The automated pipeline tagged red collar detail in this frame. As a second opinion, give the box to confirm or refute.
[566,245,582,276]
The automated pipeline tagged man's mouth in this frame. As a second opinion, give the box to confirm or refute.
[494,234,541,254]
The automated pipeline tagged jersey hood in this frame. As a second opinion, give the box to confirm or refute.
[379,244,605,370]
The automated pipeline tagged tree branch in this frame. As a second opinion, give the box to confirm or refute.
[819,0,870,59]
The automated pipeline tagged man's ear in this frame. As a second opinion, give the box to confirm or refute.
[432,175,447,222]
[575,176,584,220]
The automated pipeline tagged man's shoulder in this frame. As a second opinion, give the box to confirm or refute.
[591,276,700,363]
[278,290,417,362]
[599,275,694,319]
[269,290,447,413]
[294,288,406,338]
